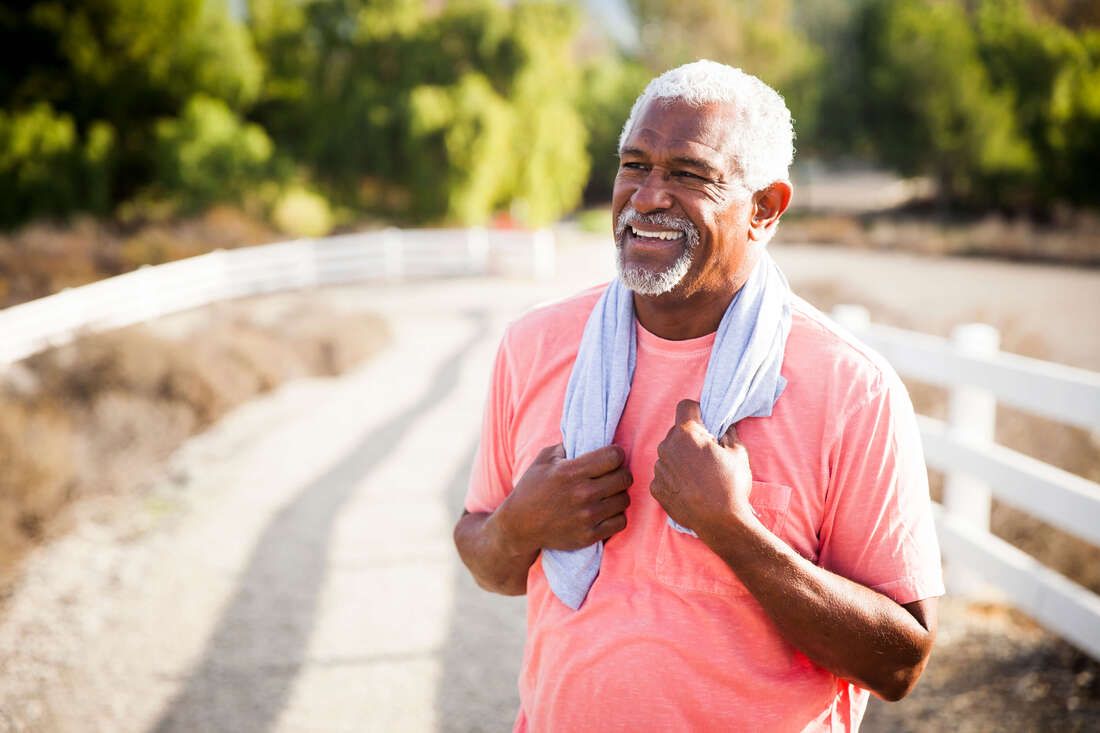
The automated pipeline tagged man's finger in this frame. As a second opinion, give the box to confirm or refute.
[536,443,567,463]
[675,398,703,427]
[590,465,633,498]
[719,422,741,449]
[569,444,625,479]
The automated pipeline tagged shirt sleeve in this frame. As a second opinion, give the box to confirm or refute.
[816,374,945,605]
[464,331,517,514]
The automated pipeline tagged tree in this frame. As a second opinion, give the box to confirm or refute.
[977,0,1100,206]
[0,0,262,220]
[856,0,1035,206]
[628,0,822,153]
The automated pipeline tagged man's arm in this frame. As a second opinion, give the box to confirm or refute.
[651,400,937,702]
[704,513,936,701]
[454,443,633,595]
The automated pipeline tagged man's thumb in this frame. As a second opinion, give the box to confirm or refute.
[719,422,741,449]
[539,442,567,462]
[675,398,703,427]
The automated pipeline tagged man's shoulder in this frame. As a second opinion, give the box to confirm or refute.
[785,295,907,413]
[502,282,607,356]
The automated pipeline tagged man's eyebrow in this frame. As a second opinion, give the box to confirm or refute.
[619,147,723,177]
[668,155,723,177]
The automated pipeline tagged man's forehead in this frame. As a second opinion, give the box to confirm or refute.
[623,98,738,167]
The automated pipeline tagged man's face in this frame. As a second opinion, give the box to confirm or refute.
[612,98,755,298]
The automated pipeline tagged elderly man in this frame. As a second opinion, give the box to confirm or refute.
[454,60,943,731]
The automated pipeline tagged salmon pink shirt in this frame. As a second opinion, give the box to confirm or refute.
[465,285,944,732]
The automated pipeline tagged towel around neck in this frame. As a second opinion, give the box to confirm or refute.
[544,250,792,610]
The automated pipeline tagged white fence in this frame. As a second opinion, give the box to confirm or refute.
[832,304,1100,660]
[0,227,555,366]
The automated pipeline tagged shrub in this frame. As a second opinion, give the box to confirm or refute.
[271,185,334,238]
[0,104,116,227]
[154,95,273,211]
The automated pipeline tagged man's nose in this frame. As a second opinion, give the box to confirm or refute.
[631,169,672,213]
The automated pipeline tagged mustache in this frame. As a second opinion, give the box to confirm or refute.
[614,206,697,241]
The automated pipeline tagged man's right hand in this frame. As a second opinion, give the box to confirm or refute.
[495,443,633,554]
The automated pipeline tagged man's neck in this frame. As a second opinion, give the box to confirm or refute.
[632,288,733,340]
[632,253,760,340]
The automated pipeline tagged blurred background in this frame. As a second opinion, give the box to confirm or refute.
[0,0,1098,731]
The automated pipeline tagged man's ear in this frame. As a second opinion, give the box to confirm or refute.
[748,181,793,242]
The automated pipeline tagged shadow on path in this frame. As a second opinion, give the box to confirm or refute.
[151,312,490,733]
[435,444,527,732]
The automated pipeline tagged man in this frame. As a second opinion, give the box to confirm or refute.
[454,60,943,731]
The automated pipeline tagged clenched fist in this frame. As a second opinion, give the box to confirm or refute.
[650,399,754,542]
[496,443,633,554]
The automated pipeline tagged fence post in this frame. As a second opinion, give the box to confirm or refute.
[383,228,404,282]
[135,264,163,324]
[466,227,489,275]
[532,228,555,281]
[944,322,1001,597]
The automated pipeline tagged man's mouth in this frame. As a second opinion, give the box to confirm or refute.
[628,226,684,241]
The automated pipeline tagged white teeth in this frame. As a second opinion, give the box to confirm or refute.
[631,227,682,240]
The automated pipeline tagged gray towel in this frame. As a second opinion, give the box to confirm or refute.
[545,251,792,609]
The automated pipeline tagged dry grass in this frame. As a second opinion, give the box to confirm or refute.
[0,206,280,308]
[779,209,1100,266]
[0,301,390,586]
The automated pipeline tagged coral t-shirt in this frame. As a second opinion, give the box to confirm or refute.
[464,284,944,732]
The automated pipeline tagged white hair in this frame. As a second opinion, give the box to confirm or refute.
[618,60,795,192]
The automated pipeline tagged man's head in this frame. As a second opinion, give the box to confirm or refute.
[612,61,794,298]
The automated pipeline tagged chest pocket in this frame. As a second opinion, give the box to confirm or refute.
[655,481,793,598]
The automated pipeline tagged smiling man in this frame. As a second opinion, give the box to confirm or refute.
[454,61,944,731]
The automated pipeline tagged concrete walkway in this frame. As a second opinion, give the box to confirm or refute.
[1,233,1097,732]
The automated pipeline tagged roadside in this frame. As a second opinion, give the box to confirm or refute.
[0,296,389,590]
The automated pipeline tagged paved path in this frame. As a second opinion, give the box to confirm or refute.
[1,234,1097,732]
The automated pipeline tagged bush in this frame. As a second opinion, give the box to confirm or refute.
[154,95,273,211]
[577,58,651,202]
[857,0,1036,205]
[0,104,116,227]
[271,185,335,238]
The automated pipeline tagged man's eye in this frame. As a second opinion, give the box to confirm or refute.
[674,171,705,181]
[621,162,647,171]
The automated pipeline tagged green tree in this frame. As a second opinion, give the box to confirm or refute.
[857,0,1035,206]
[250,0,589,226]
[0,0,262,220]
[0,103,116,227]
[629,0,822,152]
[977,0,1100,206]
[577,57,650,202]
[154,95,274,210]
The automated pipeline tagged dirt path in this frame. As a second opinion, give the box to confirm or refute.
[1,233,1097,731]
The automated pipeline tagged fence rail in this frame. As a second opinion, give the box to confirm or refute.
[0,227,554,366]
[833,304,1100,660]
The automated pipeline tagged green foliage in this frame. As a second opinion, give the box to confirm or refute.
[0,103,116,227]
[629,0,822,151]
[3,0,1098,230]
[154,95,273,211]
[859,0,1035,203]
[1,0,262,220]
[976,0,1100,205]
[251,0,588,226]
[409,73,515,222]
[577,58,650,202]
[272,185,335,238]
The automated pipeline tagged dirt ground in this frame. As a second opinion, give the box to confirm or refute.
[0,232,1097,731]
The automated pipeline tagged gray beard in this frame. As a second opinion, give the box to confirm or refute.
[614,208,700,296]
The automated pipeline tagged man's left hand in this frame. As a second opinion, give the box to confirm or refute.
[650,399,754,540]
